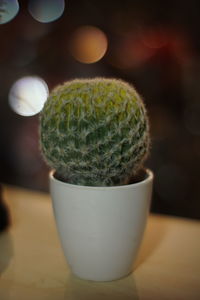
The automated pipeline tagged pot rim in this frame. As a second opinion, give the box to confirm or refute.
[49,168,153,191]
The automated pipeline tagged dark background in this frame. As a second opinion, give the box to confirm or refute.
[0,0,200,219]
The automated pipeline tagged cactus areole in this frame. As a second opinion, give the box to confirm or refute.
[40,78,150,186]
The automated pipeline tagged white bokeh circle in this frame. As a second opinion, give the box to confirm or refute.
[0,0,19,24]
[28,0,65,23]
[9,76,49,116]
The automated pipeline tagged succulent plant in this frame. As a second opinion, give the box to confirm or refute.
[40,78,150,186]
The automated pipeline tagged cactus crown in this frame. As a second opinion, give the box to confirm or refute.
[40,78,150,186]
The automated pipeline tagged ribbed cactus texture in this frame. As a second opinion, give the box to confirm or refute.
[40,78,150,186]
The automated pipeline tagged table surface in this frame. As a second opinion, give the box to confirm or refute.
[0,185,200,300]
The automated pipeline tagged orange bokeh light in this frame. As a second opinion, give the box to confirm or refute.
[70,26,108,64]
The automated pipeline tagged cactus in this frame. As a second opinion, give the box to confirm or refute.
[40,78,150,186]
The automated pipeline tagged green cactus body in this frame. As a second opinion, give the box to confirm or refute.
[40,78,150,186]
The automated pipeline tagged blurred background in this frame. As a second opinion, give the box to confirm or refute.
[0,0,200,219]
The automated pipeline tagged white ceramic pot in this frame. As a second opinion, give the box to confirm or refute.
[50,169,153,281]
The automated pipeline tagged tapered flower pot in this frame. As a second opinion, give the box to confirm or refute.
[50,169,153,281]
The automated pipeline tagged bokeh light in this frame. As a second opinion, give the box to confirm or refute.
[9,76,49,117]
[140,28,169,49]
[0,0,19,24]
[70,26,108,64]
[110,34,155,70]
[28,0,65,23]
